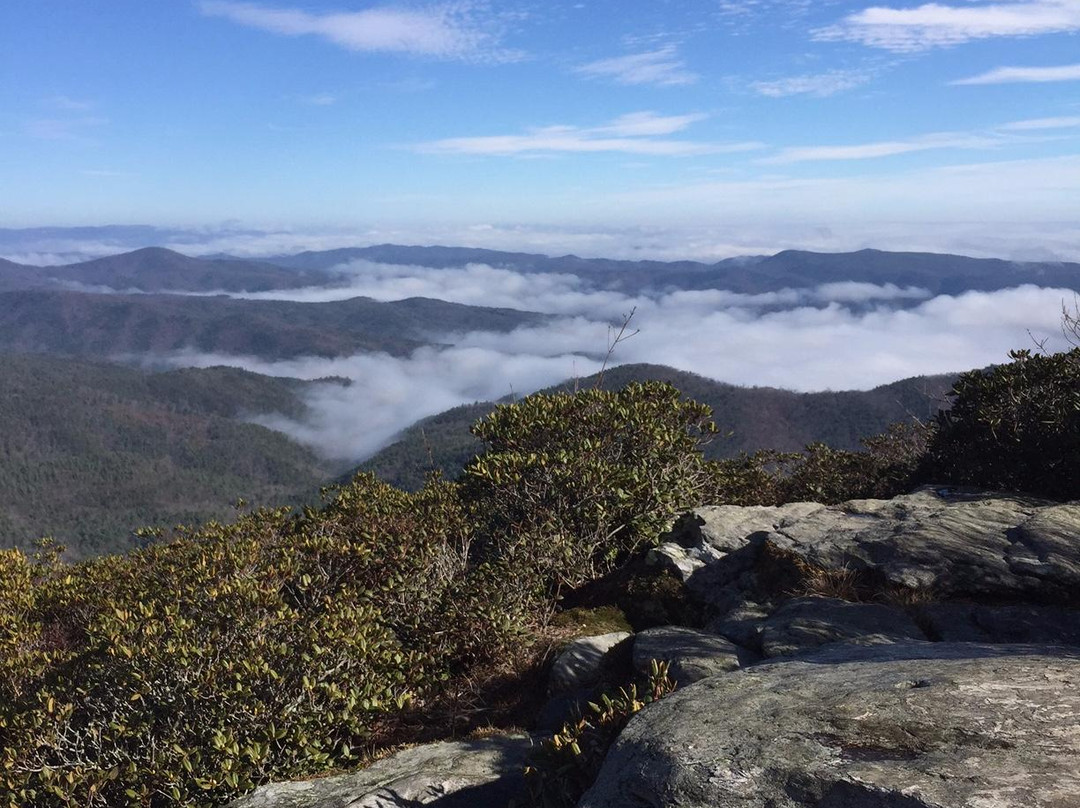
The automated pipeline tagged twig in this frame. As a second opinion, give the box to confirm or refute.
[594,307,639,390]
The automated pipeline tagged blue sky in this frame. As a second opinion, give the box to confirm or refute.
[2,0,1080,258]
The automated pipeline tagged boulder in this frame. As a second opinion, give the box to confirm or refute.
[632,626,758,685]
[580,643,1080,808]
[547,631,631,695]
[673,489,1080,605]
[668,502,828,557]
[227,734,533,808]
[760,596,927,658]
[655,503,826,595]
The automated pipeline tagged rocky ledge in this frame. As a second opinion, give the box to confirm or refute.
[581,642,1080,808]
[230,488,1080,807]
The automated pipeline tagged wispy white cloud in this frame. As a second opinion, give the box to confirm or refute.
[952,62,1080,84]
[594,111,708,137]
[416,111,762,157]
[751,68,875,97]
[998,116,1080,131]
[198,0,520,62]
[815,0,1080,52]
[761,131,1000,164]
[575,45,699,87]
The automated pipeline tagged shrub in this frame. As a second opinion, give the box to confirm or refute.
[780,422,927,503]
[0,475,481,808]
[922,348,1080,499]
[709,421,927,508]
[463,382,724,601]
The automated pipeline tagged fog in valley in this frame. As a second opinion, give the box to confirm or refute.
[146,259,1075,462]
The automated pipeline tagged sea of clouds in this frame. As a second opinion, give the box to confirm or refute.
[144,259,1076,463]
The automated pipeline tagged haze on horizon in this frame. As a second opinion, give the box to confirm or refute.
[2,1,1080,261]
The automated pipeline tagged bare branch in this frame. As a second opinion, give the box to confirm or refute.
[594,307,639,390]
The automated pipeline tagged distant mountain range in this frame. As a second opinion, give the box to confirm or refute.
[359,363,958,491]
[3,244,1080,298]
[0,246,337,293]
[261,244,1080,296]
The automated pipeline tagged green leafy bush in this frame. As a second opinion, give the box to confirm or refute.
[922,348,1080,499]
[709,421,927,507]
[780,422,927,503]
[463,382,724,601]
[0,475,479,808]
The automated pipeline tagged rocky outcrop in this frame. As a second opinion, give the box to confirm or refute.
[659,488,1080,611]
[547,631,631,694]
[918,602,1080,645]
[579,489,1080,806]
[227,735,533,808]
[580,643,1080,808]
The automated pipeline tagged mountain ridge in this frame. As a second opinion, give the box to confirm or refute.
[0,289,550,360]
[6,243,1078,300]
[359,362,958,490]
[259,243,1080,296]
[0,353,337,557]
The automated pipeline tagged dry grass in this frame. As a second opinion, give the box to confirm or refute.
[790,563,863,601]
[760,540,935,606]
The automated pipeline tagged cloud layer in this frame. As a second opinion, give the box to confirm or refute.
[7,219,1080,267]
[145,260,1075,463]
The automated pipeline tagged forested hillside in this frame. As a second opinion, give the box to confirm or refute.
[0,247,338,292]
[360,363,957,490]
[0,290,548,360]
[0,355,335,557]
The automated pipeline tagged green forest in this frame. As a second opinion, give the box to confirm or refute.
[0,355,334,557]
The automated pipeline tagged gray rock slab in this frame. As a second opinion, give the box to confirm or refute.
[670,502,828,555]
[633,625,758,685]
[761,596,927,658]
[547,632,631,695]
[646,542,705,580]
[227,734,533,808]
[919,601,1080,645]
[764,489,1080,599]
[675,489,1080,605]
[580,643,1080,808]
